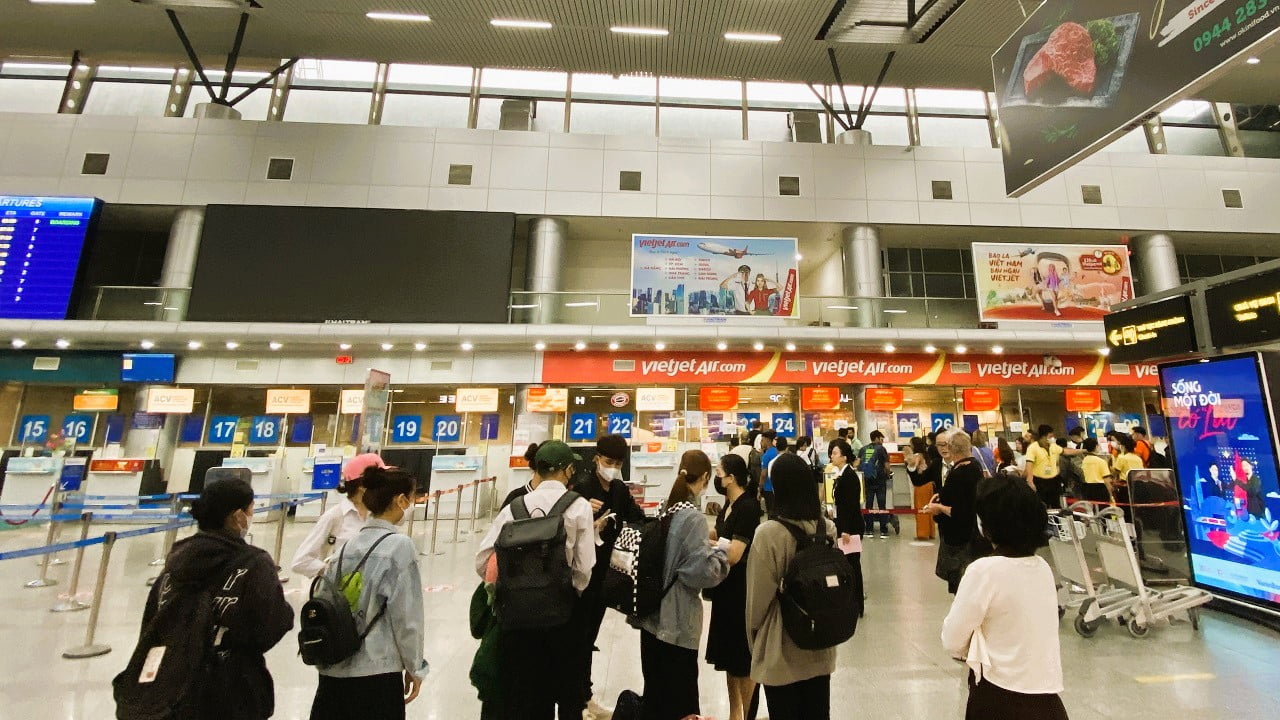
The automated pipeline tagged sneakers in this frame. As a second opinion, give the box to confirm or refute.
[586,698,614,720]
[878,531,886,539]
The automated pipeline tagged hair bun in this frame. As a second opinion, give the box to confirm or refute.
[188,498,207,522]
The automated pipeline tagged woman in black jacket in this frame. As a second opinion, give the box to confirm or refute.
[924,431,985,594]
[829,439,865,615]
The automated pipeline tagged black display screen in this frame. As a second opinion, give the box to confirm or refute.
[187,206,515,323]
[1103,294,1197,363]
[1205,267,1280,349]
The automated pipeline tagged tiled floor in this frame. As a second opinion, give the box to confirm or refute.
[2,514,1278,719]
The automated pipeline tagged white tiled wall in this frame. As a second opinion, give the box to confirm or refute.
[0,111,1278,233]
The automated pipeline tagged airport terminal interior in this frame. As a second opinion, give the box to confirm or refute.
[3,0,1280,718]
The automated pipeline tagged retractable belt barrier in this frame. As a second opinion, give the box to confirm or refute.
[412,477,498,557]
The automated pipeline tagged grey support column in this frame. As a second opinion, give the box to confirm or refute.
[526,217,568,325]
[835,129,873,145]
[1130,234,1180,295]
[160,207,205,321]
[122,388,181,481]
[841,225,884,328]
[852,385,877,446]
[193,103,242,120]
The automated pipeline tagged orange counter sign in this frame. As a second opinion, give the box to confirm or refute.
[526,387,568,413]
[802,387,843,411]
[963,388,1001,412]
[1064,388,1102,412]
[74,389,119,412]
[699,386,740,411]
[865,387,904,411]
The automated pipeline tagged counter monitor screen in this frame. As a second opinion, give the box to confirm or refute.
[122,353,176,383]
[0,196,100,319]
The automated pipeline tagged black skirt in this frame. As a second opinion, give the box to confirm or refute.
[705,575,751,677]
[966,673,1068,720]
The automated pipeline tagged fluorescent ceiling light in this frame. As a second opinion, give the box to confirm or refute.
[753,342,765,351]
[924,344,937,353]
[30,0,96,5]
[724,31,781,42]
[269,341,283,351]
[955,345,967,354]
[461,341,474,351]
[413,342,427,351]
[381,342,395,351]
[565,301,599,308]
[534,341,547,351]
[133,0,254,8]
[11,339,27,348]
[716,341,728,351]
[654,342,666,351]
[55,339,70,349]
[883,309,908,314]
[823,343,835,352]
[188,340,202,350]
[339,343,352,351]
[509,303,540,310]
[367,11,431,22]
[991,345,1003,354]
[785,342,797,352]
[883,343,895,353]
[611,26,669,36]
[225,341,240,350]
[491,18,552,29]
[826,304,859,310]
[574,341,587,351]
[608,342,620,351]
[140,340,156,350]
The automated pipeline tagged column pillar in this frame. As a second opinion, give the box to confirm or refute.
[160,207,205,321]
[1130,234,1180,294]
[526,217,568,324]
[122,388,182,484]
[193,102,242,120]
[834,129,873,145]
[851,385,879,447]
[842,225,884,328]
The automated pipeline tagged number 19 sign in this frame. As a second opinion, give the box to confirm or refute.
[392,415,422,443]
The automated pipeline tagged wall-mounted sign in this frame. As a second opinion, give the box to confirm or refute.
[249,415,283,444]
[931,413,956,433]
[89,459,145,473]
[456,387,500,413]
[637,387,677,412]
[74,389,119,412]
[432,415,462,442]
[607,413,634,438]
[973,243,1133,323]
[963,388,1001,412]
[312,456,342,491]
[526,387,569,413]
[479,413,501,440]
[340,389,364,414]
[266,388,311,414]
[569,413,598,440]
[392,415,422,443]
[610,392,631,408]
[62,414,92,443]
[698,386,740,411]
[145,387,195,414]
[897,413,922,436]
[630,234,800,318]
[359,369,391,454]
[207,415,238,444]
[1104,295,1197,363]
[1065,388,1103,412]
[1205,267,1280,349]
[864,387,904,412]
[801,386,843,411]
[18,414,49,443]
[771,413,796,438]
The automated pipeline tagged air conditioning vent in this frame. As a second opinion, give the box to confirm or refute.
[81,153,110,175]
[1223,189,1243,208]
[785,360,806,372]
[266,157,294,180]
[613,359,636,372]
[430,360,453,372]
[32,357,61,371]
[448,164,473,185]
[778,176,801,196]
[1108,363,1131,375]
[1081,185,1103,205]
[234,359,259,372]
[950,362,971,374]
[931,180,953,200]
[619,171,642,192]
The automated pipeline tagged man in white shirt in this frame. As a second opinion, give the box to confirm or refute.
[720,264,753,315]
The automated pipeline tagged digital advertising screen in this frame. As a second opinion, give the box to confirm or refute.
[1160,353,1280,609]
[630,234,799,318]
[121,353,176,383]
[0,195,100,319]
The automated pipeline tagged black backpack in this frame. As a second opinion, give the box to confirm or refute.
[113,547,257,720]
[604,502,692,619]
[776,518,860,650]
[298,530,395,667]
[494,491,582,630]
[1147,447,1171,469]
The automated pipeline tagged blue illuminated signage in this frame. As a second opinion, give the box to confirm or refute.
[0,196,99,319]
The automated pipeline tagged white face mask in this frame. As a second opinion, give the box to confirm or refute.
[237,509,252,539]
[598,465,621,482]
[395,496,411,527]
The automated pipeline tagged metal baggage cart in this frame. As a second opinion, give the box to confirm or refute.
[1050,502,1140,637]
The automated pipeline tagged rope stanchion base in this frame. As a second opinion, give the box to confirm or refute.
[62,643,110,660]
[51,596,90,613]
[24,577,57,589]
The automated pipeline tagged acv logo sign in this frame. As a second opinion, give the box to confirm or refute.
[610,392,630,408]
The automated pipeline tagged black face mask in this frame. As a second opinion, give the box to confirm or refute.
[713,475,727,495]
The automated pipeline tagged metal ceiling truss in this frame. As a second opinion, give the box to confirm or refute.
[161,6,296,107]
[820,0,972,44]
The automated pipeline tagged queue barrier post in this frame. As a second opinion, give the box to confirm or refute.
[426,491,443,556]
[469,480,481,534]
[51,512,94,613]
[150,494,183,567]
[48,486,67,566]
[273,502,289,584]
[448,485,464,544]
[62,531,116,659]
[25,501,64,589]
[406,490,419,543]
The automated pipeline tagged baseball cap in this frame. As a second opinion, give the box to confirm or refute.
[342,453,388,482]
[534,441,582,472]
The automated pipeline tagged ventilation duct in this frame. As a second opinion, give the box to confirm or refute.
[788,111,823,143]
[499,100,534,131]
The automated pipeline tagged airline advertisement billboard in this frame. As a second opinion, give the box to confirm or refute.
[973,242,1133,323]
[630,234,799,318]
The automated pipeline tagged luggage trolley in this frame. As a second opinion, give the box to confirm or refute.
[1088,505,1212,638]
[1050,503,1138,636]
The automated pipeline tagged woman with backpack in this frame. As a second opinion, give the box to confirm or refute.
[705,453,763,720]
[634,449,730,720]
[746,453,841,720]
[291,452,385,578]
[309,467,429,720]
[114,475,293,720]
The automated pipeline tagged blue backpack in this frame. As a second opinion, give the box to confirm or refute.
[858,445,881,483]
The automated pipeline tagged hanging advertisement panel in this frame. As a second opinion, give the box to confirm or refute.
[972,243,1133,323]
[993,0,1280,196]
[630,234,799,318]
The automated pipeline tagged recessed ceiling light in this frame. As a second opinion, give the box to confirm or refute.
[823,343,835,352]
[611,26,669,36]
[140,339,155,350]
[924,344,937,353]
[794,253,803,261]
[30,0,97,4]
[574,341,587,351]
[654,341,666,351]
[366,11,431,22]
[753,341,765,351]
[716,341,728,351]
[461,341,474,351]
[491,18,552,29]
[724,31,781,42]
[991,345,1004,354]
[608,341,620,351]
[11,338,27,348]
[883,343,895,353]
[187,340,202,350]
[55,338,70,349]
[413,342,427,351]
[1098,347,1111,357]
[534,341,547,351]
[339,343,352,351]
[883,309,908,314]
[269,341,283,351]
[955,345,967,354]
[225,341,240,350]
[381,342,395,351]
[1247,57,1262,64]
[785,342,797,352]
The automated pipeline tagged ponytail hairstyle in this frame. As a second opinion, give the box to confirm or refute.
[523,442,541,466]
[361,467,416,516]
[667,449,712,506]
[337,453,386,496]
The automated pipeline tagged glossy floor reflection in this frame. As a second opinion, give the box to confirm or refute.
[2,514,1278,719]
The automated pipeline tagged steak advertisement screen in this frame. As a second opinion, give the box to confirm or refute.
[187,206,515,324]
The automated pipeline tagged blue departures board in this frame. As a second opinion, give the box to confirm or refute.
[0,196,100,319]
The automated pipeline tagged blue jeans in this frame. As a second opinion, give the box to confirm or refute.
[866,480,898,532]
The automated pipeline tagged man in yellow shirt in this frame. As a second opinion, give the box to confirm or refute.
[1079,438,1113,504]
[1024,424,1064,508]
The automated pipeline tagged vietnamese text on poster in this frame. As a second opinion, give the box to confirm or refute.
[630,234,799,318]
[972,242,1133,323]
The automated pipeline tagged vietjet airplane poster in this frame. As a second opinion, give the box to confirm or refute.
[630,234,799,318]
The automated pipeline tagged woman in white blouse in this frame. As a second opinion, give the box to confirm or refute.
[290,453,385,578]
[941,475,1069,720]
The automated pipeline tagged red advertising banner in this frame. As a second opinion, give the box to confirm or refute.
[541,351,1158,387]
[865,387,905,411]
[801,387,843,411]
[1064,388,1103,412]
[699,386,740,411]
[963,388,1002,412]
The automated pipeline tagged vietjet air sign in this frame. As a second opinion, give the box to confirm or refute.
[541,351,1158,387]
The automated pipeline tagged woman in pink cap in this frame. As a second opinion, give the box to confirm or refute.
[290,453,386,578]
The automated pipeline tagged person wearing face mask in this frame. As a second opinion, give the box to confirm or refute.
[291,452,384,579]
[122,474,293,720]
[310,467,429,720]
[574,435,646,718]
[633,450,730,720]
